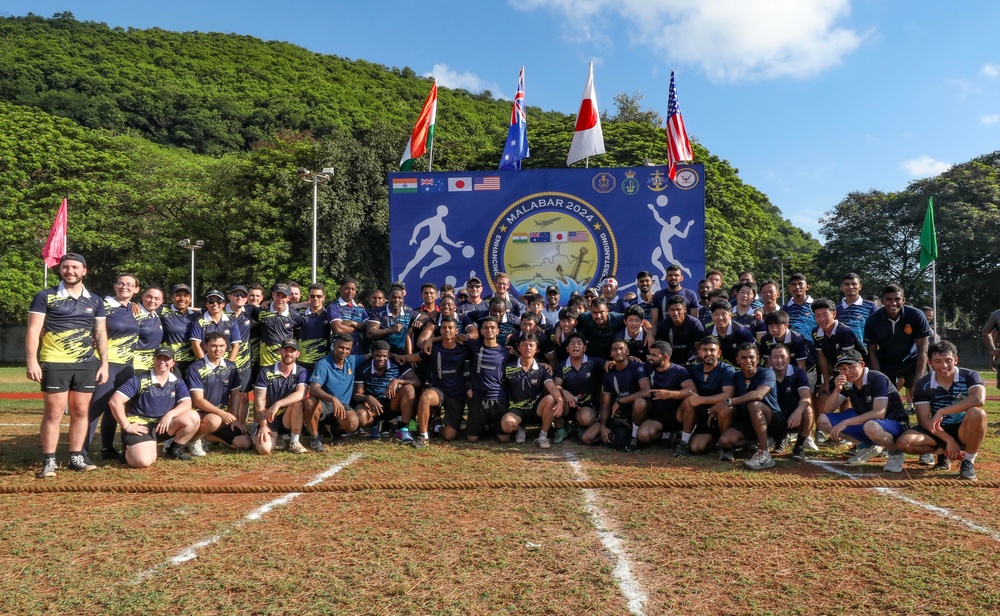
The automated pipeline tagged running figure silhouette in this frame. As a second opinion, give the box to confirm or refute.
[399,205,466,281]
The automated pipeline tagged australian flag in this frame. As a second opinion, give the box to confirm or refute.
[499,66,530,170]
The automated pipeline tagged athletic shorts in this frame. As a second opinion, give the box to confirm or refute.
[729,405,787,442]
[319,400,355,430]
[212,421,248,445]
[507,399,541,425]
[649,399,682,431]
[369,397,401,422]
[263,412,293,436]
[824,409,907,445]
[692,404,721,439]
[121,421,170,447]
[912,422,963,449]
[467,398,506,438]
[881,360,922,392]
[40,361,98,394]
[237,365,253,394]
[610,401,635,423]
[426,387,466,430]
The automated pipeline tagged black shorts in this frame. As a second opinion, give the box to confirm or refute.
[913,422,963,449]
[372,397,401,422]
[263,412,293,436]
[508,399,541,425]
[237,365,253,394]
[561,394,594,424]
[213,421,249,445]
[467,398,507,438]
[729,405,787,442]
[692,404,721,439]
[121,421,170,447]
[882,360,922,391]
[610,401,635,423]
[649,399,682,431]
[427,387,466,430]
[40,361,98,394]
[319,400,355,429]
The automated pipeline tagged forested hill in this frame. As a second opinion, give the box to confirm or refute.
[0,13,822,323]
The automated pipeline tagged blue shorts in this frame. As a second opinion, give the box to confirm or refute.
[824,409,907,445]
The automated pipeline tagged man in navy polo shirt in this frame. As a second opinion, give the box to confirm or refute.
[366,285,415,356]
[651,264,700,336]
[818,349,909,472]
[190,289,241,362]
[226,284,258,426]
[638,341,695,453]
[27,253,108,477]
[353,340,419,442]
[896,341,987,480]
[296,283,331,374]
[716,343,785,470]
[160,283,199,377]
[769,343,814,461]
[457,277,489,316]
[499,332,563,448]
[307,333,361,451]
[327,277,368,355]
[571,299,628,361]
[584,339,650,450]
[254,339,309,455]
[258,282,306,368]
[654,295,705,364]
[812,297,860,411]
[464,317,513,443]
[109,346,199,467]
[469,296,518,346]
[679,336,737,458]
[864,283,931,411]
[187,331,250,455]
[708,300,756,366]
[394,317,469,448]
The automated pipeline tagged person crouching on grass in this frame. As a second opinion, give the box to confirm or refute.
[186,331,253,454]
[895,341,987,480]
[109,347,200,467]
[253,339,309,455]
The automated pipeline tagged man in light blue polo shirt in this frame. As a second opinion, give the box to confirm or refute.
[306,333,360,451]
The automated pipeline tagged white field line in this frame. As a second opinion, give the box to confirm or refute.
[0,423,38,426]
[808,459,1000,541]
[135,452,363,581]
[565,452,647,616]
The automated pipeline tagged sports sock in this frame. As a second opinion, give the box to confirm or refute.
[631,424,639,438]
[965,452,977,463]
[539,429,548,439]
[421,432,429,439]
[681,431,691,444]
[289,433,300,444]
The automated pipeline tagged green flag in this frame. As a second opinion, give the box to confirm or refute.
[919,197,938,271]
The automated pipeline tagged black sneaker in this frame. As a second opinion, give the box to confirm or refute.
[791,444,806,461]
[330,433,347,447]
[674,440,690,457]
[719,449,734,462]
[68,452,97,472]
[36,457,57,479]
[165,444,193,461]
[959,459,977,481]
[310,435,325,452]
[933,455,951,471]
[101,447,120,461]
[623,437,639,453]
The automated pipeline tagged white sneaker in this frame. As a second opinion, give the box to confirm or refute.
[287,441,308,455]
[884,452,905,473]
[515,427,526,444]
[801,436,819,451]
[847,444,883,465]
[187,438,207,457]
[744,449,775,470]
[535,435,551,449]
[918,453,935,466]
[814,431,829,444]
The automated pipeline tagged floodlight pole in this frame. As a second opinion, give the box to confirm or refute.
[298,167,333,283]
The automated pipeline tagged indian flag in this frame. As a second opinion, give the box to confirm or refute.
[400,81,438,172]
[512,233,529,243]
[391,178,418,193]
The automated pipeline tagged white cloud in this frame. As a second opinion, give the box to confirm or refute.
[982,114,1000,125]
[518,0,865,81]
[424,64,500,95]
[900,156,951,177]
[982,63,1000,78]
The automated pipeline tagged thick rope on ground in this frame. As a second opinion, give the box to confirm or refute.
[1,477,998,494]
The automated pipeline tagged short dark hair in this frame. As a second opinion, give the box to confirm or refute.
[370,340,390,352]
[842,272,861,283]
[927,340,957,359]
[308,283,325,293]
[882,283,905,297]
[735,281,757,294]
[204,331,227,345]
[768,342,790,357]
[699,335,721,347]
[558,308,578,321]
[520,312,538,324]
[590,298,608,309]
[709,299,731,313]
[489,295,507,309]
[421,282,437,292]
[624,304,645,320]
[440,315,459,327]
[668,295,687,307]
[789,273,807,284]
[764,310,789,326]
[332,333,353,346]
[737,341,757,354]
[652,340,672,356]
[706,268,724,279]
[666,265,683,274]
[635,270,652,280]
[566,332,588,346]
[811,298,836,313]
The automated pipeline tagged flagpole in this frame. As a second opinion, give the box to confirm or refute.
[44,264,47,288]
[428,142,434,172]
[931,261,937,339]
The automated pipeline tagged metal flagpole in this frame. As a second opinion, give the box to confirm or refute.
[931,261,937,339]
[428,142,434,172]
[43,265,47,288]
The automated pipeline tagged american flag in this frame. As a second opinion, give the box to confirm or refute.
[666,71,693,181]
[568,231,587,242]
[473,176,501,191]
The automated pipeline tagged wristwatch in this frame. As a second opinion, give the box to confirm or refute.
[724,398,733,407]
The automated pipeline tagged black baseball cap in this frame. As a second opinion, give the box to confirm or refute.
[467,276,483,286]
[546,285,559,294]
[272,283,291,296]
[172,283,192,294]
[60,253,87,267]
[228,284,248,294]
[153,346,175,360]
[835,349,864,367]
[280,338,299,350]
[204,289,225,301]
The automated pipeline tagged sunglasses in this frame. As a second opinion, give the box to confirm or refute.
[309,294,325,299]
[205,299,225,304]
[230,293,247,298]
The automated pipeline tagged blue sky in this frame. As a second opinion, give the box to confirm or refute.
[6,1,1000,239]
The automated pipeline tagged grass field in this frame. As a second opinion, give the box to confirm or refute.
[2,366,1000,614]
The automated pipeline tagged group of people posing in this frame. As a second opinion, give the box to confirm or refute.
[27,254,990,481]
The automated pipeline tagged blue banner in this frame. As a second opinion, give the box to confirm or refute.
[388,164,705,298]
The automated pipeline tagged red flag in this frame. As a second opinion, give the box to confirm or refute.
[42,198,68,268]
[566,61,605,166]
[666,71,693,180]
